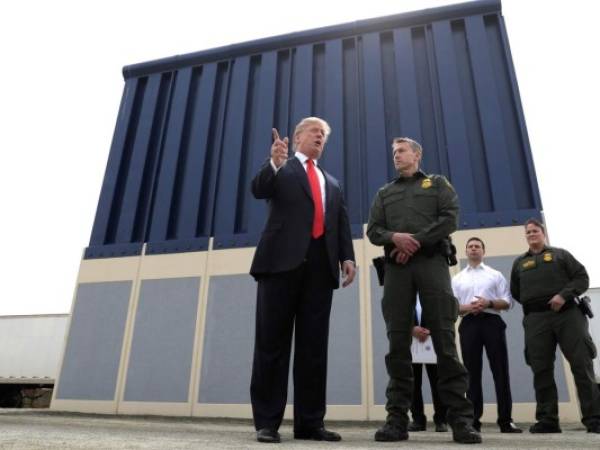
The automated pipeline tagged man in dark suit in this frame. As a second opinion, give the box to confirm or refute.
[249,117,356,444]
[409,298,448,433]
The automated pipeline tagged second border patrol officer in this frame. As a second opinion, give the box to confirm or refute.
[367,137,480,444]
[510,218,600,434]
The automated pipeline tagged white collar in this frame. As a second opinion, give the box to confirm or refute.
[466,262,486,271]
[295,151,318,167]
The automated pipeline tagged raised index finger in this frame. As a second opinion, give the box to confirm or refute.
[272,128,280,142]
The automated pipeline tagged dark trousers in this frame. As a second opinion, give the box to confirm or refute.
[411,363,447,424]
[382,254,472,427]
[459,313,513,427]
[250,238,334,431]
[524,307,600,428]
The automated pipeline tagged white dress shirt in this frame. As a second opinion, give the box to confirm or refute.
[271,152,326,212]
[451,262,512,316]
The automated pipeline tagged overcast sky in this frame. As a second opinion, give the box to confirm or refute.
[1,0,598,316]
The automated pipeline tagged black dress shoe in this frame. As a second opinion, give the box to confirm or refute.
[435,422,448,432]
[529,422,561,433]
[256,428,281,443]
[374,422,408,441]
[294,427,341,441]
[472,420,481,432]
[586,422,600,433]
[451,422,482,444]
[500,422,522,433]
[407,421,426,431]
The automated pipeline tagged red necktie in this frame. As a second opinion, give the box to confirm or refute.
[306,159,324,238]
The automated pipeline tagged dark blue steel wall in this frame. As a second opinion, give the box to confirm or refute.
[86,0,541,258]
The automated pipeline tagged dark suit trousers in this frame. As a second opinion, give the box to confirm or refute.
[250,238,334,431]
[459,313,513,426]
[411,363,447,424]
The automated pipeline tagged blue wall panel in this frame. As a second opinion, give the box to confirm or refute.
[114,75,163,244]
[86,0,542,257]
[341,38,363,231]
[393,29,422,143]
[362,32,391,207]
[247,53,277,237]
[172,65,217,244]
[433,20,478,213]
[212,57,251,247]
[465,16,517,212]
[148,68,193,246]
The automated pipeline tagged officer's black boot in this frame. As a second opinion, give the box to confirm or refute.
[374,421,408,441]
[451,422,482,444]
[529,422,561,433]
[586,421,600,433]
[407,416,426,432]
[435,421,449,432]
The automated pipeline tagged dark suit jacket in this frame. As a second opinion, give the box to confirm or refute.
[249,156,355,288]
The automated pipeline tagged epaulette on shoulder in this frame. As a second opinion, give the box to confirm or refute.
[379,180,397,192]
[429,174,453,189]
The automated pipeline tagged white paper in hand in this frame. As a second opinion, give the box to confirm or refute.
[411,336,437,364]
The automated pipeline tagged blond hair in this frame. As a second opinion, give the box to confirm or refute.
[293,117,331,150]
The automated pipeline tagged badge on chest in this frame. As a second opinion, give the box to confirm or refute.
[522,259,536,270]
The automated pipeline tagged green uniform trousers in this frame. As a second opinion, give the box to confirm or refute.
[523,306,600,427]
[381,253,473,426]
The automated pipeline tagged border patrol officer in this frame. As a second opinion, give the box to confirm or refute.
[510,218,600,434]
[367,137,480,444]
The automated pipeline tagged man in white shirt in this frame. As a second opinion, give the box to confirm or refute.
[452,237,521,434]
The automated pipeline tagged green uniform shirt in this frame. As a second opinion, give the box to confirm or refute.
[510,245,589,306]
[366,170,459,248]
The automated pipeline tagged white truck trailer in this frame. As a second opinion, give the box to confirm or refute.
[0,314,68,407]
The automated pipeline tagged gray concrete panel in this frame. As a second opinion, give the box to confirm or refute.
[199,273,362,405]
[199,275,256,404]
[123,277,200,402]
[370,266,388,405]
[328,271,362,405]
[56,281,131,400]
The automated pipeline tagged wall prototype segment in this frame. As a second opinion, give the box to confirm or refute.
[52,0,578,423]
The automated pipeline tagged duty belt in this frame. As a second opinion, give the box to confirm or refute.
[523,300,574,315]
[384,241,442,263]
